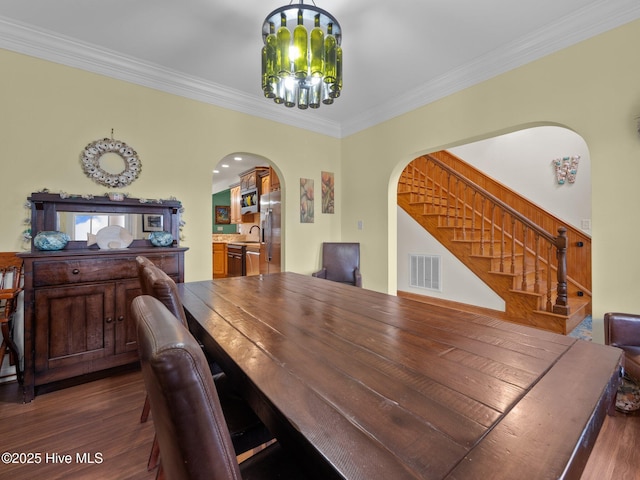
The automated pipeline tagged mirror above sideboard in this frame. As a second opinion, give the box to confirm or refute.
[27,192,183,250]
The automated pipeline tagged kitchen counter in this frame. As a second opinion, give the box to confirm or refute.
[228,241,261,252]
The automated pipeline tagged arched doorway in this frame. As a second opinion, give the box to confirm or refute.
[211,153,284,278]
[395,126,591,334]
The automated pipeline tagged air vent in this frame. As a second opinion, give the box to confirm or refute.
[409,254,441,291]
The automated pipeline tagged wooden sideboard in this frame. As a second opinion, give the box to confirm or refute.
[20,248,186,402]
[19,193,187,402]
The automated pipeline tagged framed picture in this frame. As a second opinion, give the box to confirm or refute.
[215,205,231,224]
[300,178,314,223]
[143,214,164,232]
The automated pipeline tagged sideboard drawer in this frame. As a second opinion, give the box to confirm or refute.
[32,254,180,287]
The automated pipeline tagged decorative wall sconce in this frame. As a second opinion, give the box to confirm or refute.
[553,155,580,185]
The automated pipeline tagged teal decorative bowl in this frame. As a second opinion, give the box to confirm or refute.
[149,231,173,247]
[34,231,70,251]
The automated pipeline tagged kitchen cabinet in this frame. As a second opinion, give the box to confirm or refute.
[267,166,280,192]
[19,192,187,402]
[240,168,268,191]
[239,167,269,215]
[261,173,270,195]
[229,183,241,224]
[212,242,227,278]
[259,167,280,198]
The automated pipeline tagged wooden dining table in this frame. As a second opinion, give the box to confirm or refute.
[178,272,622,480]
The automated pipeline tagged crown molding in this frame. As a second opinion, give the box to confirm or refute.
[0,16,343,138]
[1,0,639,139]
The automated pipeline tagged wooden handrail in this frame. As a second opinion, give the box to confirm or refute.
[425,154,558,244]
[399,154,571,315]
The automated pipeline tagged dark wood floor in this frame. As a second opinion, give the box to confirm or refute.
[0,370,638,479]
[0,371,156,480]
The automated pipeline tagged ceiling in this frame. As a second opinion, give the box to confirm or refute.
[1,0,638,191]
[211,152,270,194]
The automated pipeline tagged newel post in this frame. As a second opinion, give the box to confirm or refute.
[553,227,570,315]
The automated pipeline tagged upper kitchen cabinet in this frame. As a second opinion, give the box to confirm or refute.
[240,167,267,191]
[240,167,269,215]
[261,166,280,195]
[268,166,280,192]
[229,182,242,225]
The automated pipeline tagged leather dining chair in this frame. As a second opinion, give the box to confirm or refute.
[137,257,223,423]
[0,252,23,384]
[136,256,160,424]
[136,255,156,294]
[131,295,313,480]
[604,312,640,380]
[312,242,362,287]
[134,257,273,468]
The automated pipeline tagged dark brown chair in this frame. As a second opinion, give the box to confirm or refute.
[132,295,312,480]
[136,256,178,424]
[136,255,157,295]
[604,312,640,381]
[0,253,23,384]
[134,257,273,467]
[312,242,362,287]
[137,256,210,423]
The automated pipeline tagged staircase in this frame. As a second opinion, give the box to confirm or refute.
[397,152,591,335]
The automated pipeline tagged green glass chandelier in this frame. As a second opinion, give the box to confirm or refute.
[261,0,342,109]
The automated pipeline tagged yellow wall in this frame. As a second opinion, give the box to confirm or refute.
[0,49,342,281]
[2,19,640,343]
[342,19,640,342]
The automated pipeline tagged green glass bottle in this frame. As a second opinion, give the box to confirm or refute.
[263,23,277,98]
[266,22,278,82]
[330,45,342,98]
[273,79,284,104]
[261,46,272,97]
[309,82,321,108]
[324,23,336,84]
[277,13,291,78]
[298,86,309,109]
[322,81,334,105]
[309,14,324,78]
[293,9,308,79]
[283,78,296,107]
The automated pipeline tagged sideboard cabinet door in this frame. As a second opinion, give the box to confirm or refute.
[115,278,143,356]
[34,283,116,383]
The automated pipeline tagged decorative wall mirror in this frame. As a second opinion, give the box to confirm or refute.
[80,136,142,188]
[27,192,182,250]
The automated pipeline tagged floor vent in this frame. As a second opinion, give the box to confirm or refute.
[409,254,441,291]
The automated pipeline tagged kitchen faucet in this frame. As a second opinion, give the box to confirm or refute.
[249,224,262,243]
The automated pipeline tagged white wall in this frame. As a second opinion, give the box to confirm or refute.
[449,126,591,233]
[397,207,505,309]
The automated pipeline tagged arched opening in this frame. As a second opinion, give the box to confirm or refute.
[393,126,591,335]
[211,152,284,278]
